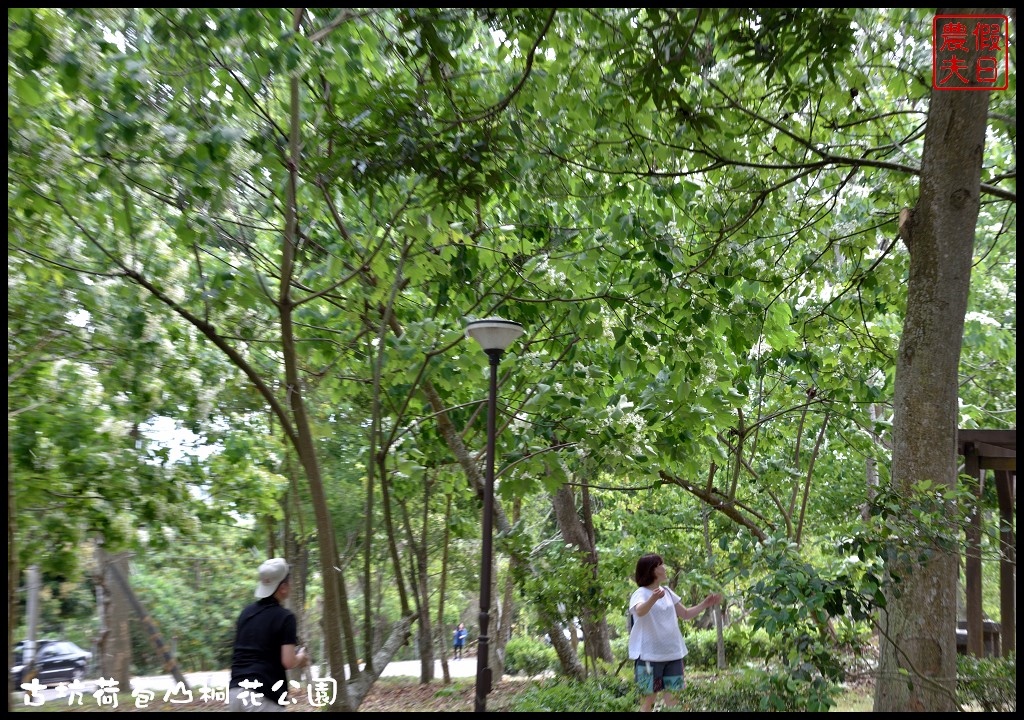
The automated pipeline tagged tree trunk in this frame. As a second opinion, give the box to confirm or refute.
[543,608,587,681]
[496,497,522,673]
[411,485,435,683]
[863,404,882,522]
[284,524,310,686]
[8,438,17,710]
[874,9,993,711]
[103,552,133,688]
[436,493,454,683]
[551,484,613,664]
[279,23,357,703]
[702,505,728,669]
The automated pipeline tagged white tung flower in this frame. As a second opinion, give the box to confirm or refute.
[964,311,1001,327]
[98,417,131,440]
[142,314,163,343]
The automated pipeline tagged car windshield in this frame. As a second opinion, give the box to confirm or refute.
[13,640,58,665]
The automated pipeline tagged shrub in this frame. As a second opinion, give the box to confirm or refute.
[957,653,1015,712]
[683,625,774,669]
[680,671,766,711]
[509,669,839,712]
[506,675,638,712]
[610,633,629,665]
[683,669,838,712]
[684,628,719,669]
[724,624,773,661]
[832,615,873,649]
[504,635,559,676]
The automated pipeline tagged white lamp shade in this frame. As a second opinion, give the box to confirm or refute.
[465,317,525,352]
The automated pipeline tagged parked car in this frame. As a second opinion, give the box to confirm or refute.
[11,639,92,687]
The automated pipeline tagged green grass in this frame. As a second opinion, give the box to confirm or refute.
[830,684,873,712]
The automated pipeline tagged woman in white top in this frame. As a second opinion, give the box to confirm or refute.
[628,553,722,712]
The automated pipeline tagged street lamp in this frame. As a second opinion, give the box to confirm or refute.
[464,317,525,713]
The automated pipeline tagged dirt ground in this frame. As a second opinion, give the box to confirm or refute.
[358,677,531,712]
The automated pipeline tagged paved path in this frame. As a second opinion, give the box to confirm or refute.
[131,656,478,691]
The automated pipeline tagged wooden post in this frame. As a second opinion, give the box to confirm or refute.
[963,445,983,658]
[995,470,1015,656]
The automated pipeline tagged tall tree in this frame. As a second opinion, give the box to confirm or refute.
[874,9,1000,712]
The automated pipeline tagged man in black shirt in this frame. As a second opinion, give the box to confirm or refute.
[229,558,309,712]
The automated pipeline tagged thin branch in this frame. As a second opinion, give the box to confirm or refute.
[439,9,557,131]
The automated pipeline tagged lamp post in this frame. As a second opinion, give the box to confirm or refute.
[464,317,525,713]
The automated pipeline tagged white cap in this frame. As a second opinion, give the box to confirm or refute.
[254,558,289,599]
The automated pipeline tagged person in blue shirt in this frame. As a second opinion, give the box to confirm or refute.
[452,623,468,660]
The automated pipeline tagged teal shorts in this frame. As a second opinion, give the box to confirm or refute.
[634,659,685,694]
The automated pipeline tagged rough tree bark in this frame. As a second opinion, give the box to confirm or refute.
[873,7,995,711]
[8,439,17,712]
[552,484,613,664]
